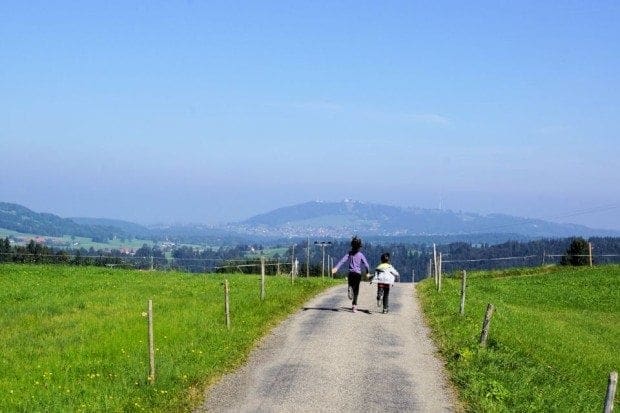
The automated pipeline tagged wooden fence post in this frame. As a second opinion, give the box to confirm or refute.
[147,299,155,383]
[224,280,230,330]
[291,259,295,284]
[433,244,438,286]
[437,253,443,292]
[427,258,432,279]
[306,236,310,278]
[261,256,266,300]
[479,303,495,347]
[588,242,593,267]
[604,371,618,413]
[327,257,331,277]
[459,270,467,316]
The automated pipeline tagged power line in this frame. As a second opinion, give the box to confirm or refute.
[0,252,282,263]
[442,255,539,263]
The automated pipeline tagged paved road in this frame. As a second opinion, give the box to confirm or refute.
[196,280,458,413]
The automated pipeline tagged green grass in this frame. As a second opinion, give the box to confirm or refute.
[0,264,339,412]
[418,265,620,412]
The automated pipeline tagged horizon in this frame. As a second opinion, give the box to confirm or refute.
[2,2,619,230]
[3,198,618,234]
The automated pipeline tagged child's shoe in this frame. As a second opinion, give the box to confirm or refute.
[382,307,389,314]
[352,305,357,313]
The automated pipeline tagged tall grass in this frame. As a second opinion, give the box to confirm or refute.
[418,265,620,412]
[0,264,338,411]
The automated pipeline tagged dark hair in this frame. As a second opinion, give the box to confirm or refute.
[350,236,362,253]
[380,252,390,263]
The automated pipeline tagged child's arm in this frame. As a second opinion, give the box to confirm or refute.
[331,254,348,274]
[361,254,372,279]
[391,267,400,282]
[368,266,377,283]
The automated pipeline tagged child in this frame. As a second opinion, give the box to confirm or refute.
[371,253,399,314]
[331,236,371,313]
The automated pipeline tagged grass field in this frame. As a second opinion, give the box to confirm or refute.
[0,264,339,411]
[417,265,619,412]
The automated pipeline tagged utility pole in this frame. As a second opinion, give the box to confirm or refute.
[314,241,332,278]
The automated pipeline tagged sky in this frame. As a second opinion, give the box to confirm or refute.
[1,1,619,230]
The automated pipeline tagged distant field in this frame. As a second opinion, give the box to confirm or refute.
[418,265,619,412]
[0,228,154,250]
[0,264,338,411]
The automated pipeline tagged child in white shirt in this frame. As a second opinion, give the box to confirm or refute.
[371,252,399,314]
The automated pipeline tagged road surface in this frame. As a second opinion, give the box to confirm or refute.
[196,280,458,412]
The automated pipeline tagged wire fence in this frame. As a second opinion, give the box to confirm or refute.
[437,252,620,276]
[0,252,298,275]
[3,249,620,281]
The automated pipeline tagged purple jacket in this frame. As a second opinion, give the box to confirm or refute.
[334,251,370,274]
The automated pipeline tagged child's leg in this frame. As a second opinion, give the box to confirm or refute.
[383,285,390,309]
[347,272,354,299]
[350,272,362,305]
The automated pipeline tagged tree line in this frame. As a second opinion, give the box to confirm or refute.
[290,236,620,281]
[1,236,618,280]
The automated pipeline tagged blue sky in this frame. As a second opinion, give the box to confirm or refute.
[2,1,619,229]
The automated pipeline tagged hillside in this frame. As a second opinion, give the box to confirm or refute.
[70,217,151,238]
[1,200,617,246]
[228,200,619,238]
[0,202,128,241]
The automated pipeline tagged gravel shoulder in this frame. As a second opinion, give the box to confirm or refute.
[196,280,458,412]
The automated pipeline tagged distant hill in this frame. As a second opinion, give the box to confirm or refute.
[227,200,620,239]
[0,203,261,245]
[70,217,152,238]
[1,200,618,246]
[0,203,129,241]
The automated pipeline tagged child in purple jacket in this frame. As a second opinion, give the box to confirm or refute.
[331,236,371,313]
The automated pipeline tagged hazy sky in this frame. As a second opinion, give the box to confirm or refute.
[2,1,619,230]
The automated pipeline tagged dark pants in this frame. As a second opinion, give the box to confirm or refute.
[377,283,390,309]
[348,272,362,305]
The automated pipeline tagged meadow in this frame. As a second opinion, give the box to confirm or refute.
[418,265,619,412]
[0,264,339,411]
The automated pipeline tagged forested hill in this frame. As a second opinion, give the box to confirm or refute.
[70,217,151,238]
[0,202,129,241]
